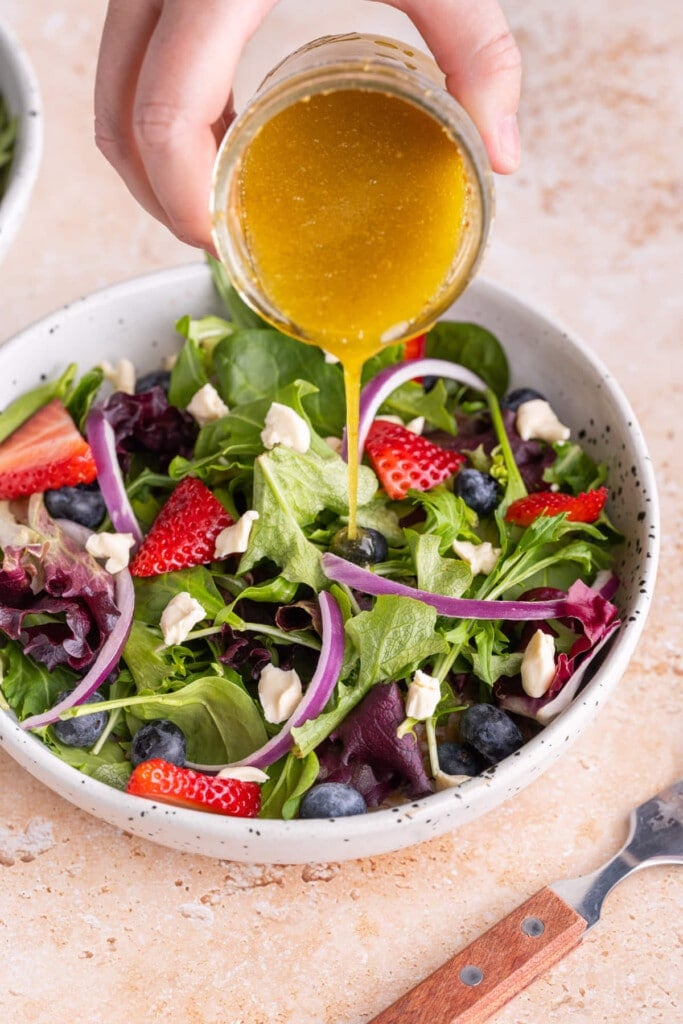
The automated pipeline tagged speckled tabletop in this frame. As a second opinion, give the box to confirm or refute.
[0,2,681,1022]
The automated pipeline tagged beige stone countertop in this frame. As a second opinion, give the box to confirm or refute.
[0,1,681,1022]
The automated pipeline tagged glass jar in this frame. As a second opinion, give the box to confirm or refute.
[210,33,494,350]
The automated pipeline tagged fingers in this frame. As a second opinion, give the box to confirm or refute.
[377,0,522,173]
[95,0,277,249]
[95,0,169,224]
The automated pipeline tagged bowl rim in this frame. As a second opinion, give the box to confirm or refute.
[0,261,661,861]
[0,14,43,262]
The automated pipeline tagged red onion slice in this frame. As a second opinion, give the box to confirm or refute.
[85,407,143,545]
[20,567,135,731]
[342,358,488,461]
[322,552,570,621]
[187,590,344,772]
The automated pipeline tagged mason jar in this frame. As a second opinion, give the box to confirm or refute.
[210,32,494,354]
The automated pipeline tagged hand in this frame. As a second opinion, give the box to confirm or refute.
[95,0,521,252]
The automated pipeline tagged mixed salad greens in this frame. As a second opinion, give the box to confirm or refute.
[0,94,18,200]
[0,260,622,820]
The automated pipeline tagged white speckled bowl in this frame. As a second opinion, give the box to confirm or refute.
[0,263,659,863]
[0,15,42,265]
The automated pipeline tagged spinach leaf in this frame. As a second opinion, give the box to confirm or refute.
[426,321,509,397]
[207,254,267,329]
[132,567,225,626]
[0,639,76,719]
[260,750,320,819]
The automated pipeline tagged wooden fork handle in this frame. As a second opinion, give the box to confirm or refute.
[367,887,587,1024]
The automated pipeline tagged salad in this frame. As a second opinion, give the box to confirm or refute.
[0,259,621,821]
[0,94,18,200]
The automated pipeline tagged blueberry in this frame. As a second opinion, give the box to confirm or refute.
[299,782,367,818]
[330,526,388,565]
[44,483,107,529]
[130,719,186,767]
[455,469,500,517]
[437,741,488,777]
[135,369,171,394]
[459,704,523,764]
[53,690,109,747]
[501,387,546,410]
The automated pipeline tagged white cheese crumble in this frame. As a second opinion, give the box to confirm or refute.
[100,359,136,395]
[0,501,34,548]
[257,664,303,724]
[516,399,570,443]
[323,350,340,364]
[186,383,229,426]
[375,414,424,435]
[434,770,470,791]
[405,669,441,721]
[85,531,136,574]
[159,592,206,646]
[452,539,501,576]
[216,766,269,784]
[260,402,310,453]
[214,510,259,558]
[521,629,557,698]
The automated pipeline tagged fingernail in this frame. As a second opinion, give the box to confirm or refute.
[497,114,520,171]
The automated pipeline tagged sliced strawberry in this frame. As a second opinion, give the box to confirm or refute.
[0,398,97,499]
[403,333,426,361]
[505,486,608,526]
[126,758,261,817]
[365,419,466,500]
[129,476,233,577]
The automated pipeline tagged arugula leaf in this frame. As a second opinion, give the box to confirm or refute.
[543,441,608,494]
[382,378,455,434]
[411,487,480,552]
[426,321,509,397]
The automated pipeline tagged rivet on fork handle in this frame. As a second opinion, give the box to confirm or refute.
[367,887,586,1024]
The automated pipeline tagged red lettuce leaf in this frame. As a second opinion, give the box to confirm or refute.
[0,498,120,671]
[100,387,198,471]
[316,681,433,806]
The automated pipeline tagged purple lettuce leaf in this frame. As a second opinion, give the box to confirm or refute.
[100,387,198,471]
[0,497,120,671]
[316,681,433,806]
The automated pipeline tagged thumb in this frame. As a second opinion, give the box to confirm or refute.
[377,0,522,173]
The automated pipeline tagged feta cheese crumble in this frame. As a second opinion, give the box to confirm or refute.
[521,629,557,697]
[85,531,136,574]
[216,766,269,784]
[257,664,303,724]
[214,510,259,558]
[452,539,501,576]
[405,669,441,720]
[516,399,570,443]
[186,383,229,426]
[260,402,310,453]
[100,359,136,395]
[159,592,206,646]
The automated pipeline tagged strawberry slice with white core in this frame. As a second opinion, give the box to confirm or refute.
[126,758,261,817]
[129,476,233,577]
[364,419,466,500]
[0,399,97,499]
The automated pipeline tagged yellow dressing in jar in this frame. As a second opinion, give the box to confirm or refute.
[211,34,493,538]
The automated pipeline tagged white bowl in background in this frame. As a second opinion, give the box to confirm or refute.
[0,15,42,265]
[0,263,659,863]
